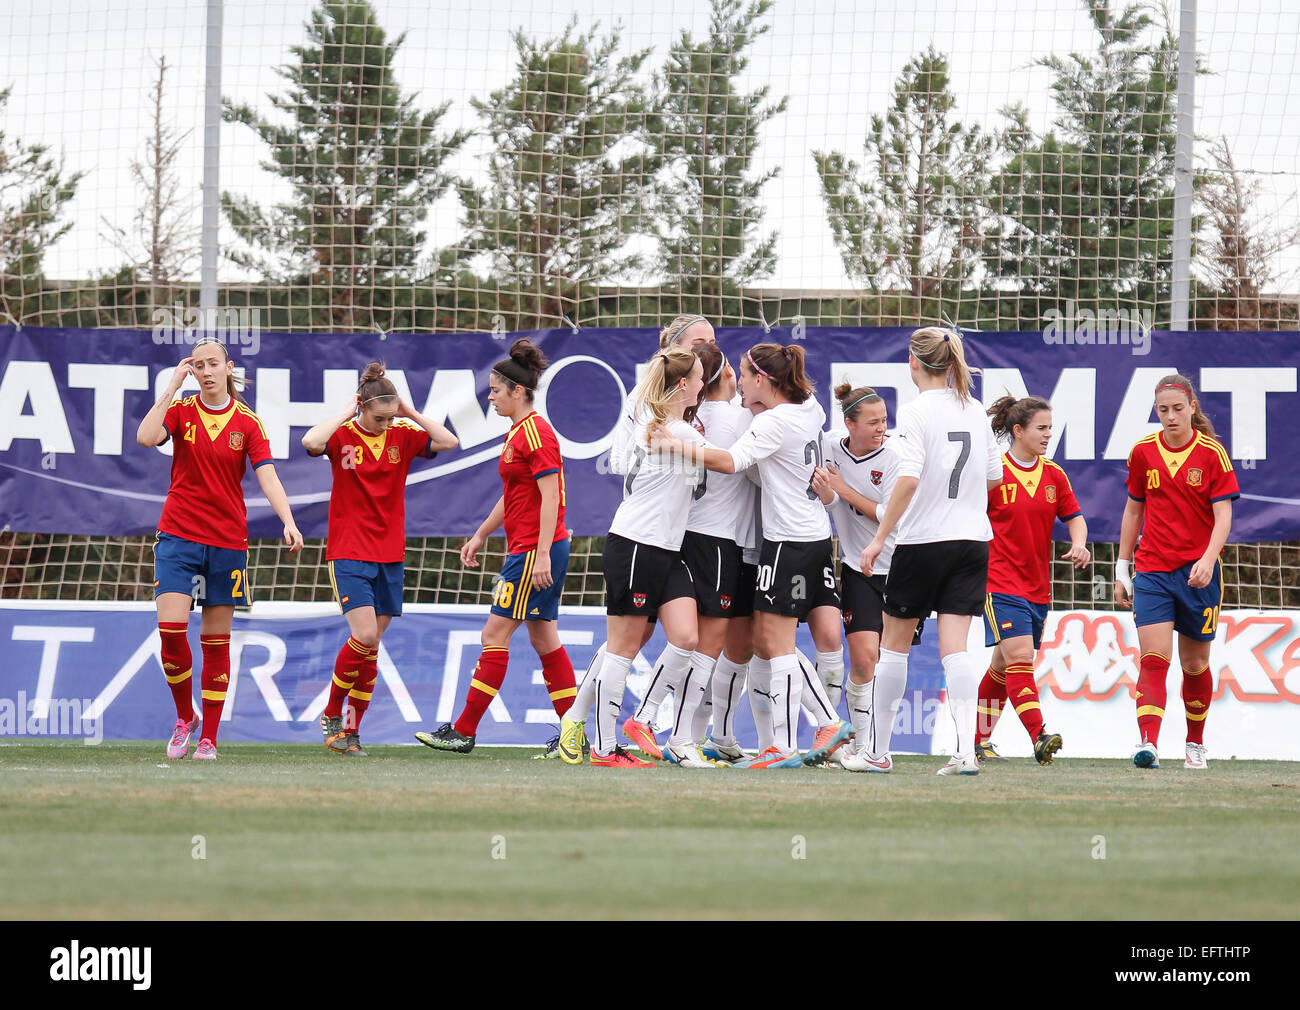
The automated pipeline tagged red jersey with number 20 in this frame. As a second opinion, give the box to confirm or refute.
[313,418,436,563]
[499,411,568,554]
[1126,430,1239,573]
[157,395,273,551]
[986,454,1083,603]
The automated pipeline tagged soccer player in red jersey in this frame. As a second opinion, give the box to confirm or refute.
[302,362,458,756]
[415,339,577,755]
[136,339,304,761]
[1115,374,1238,771]
[975,396,1090,765]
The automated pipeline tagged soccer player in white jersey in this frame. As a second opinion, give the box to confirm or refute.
[860,327,1003,775]
[810,381,915,771]
[651,343,852,769]
[560,347,707,768]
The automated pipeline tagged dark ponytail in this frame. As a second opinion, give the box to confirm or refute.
[492,338,549,402]
[746,342,814,403]
[988,395,1050,443]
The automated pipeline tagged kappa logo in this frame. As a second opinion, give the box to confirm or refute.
[1046,484,1057,503]
[633,593,646,608]
[388,445,400,463]
[228,430,244,450]
[720,594,732,610]
[870,470,883,486]
[1187,467,1204,487]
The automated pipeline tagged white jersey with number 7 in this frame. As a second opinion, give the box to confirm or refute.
[890,388,1002,545]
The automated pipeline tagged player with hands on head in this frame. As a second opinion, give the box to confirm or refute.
[1116,373,1238,771]
[136,339,303,761]
[302,362,457,756]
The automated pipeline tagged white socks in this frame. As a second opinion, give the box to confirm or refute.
[797,650,838,728]
[942,651,978,760]
[567,643,605,723]
[632,642,693,724]
[747,656,774,752]
[845,679,872,756]
[816,649,845,711]
[668,651,716,749]
[711,654,748,744]
[869,648,909,760]
[768,653,803,752]
[592,652,632,757]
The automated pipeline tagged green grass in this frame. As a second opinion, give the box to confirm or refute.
[2,742,1298,920]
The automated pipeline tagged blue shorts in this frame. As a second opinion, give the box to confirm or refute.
[984,592,1049,649]
[154,531,250,608]
[1134,561,1222,641]
[490,538,570,622]
[329,559,405,616]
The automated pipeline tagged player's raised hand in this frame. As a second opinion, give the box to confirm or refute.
[1060,543,1091,569]
[167,357,195,394]
[647,421,675,454]
[460,534,483,568]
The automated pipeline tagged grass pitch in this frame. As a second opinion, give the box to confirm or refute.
[2,742,1298,920]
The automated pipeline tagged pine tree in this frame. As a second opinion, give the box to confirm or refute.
[651,0,787,320]
[454,19,654,330]
[814,47,994,321]
[222,0,467,329]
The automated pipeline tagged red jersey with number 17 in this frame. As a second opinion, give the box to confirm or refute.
[987,453,1083,603]
[311,418,437,563]
[157,395,274,551]
[1126,430,1239,573]
[500,411,568,554]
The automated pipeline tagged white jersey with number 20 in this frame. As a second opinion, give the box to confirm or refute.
[891,388,1002,545]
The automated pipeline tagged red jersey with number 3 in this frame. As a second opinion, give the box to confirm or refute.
[312,418,436,563]
[499,411,568,554]
[157,395,273,551]
[986,454,1084,603]
[1126,430,1239,573]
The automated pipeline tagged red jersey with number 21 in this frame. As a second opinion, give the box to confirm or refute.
[499,411,568,554]
[987,454,1083,603]
[1126,430,1239,573]
[158,395,273,551]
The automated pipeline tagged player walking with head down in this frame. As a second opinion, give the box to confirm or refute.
[301,363,458,756]
[136,338,303,761]
[859,327,1003,775]
[651,343,851,770]
[1115,374,1237,770]
[560,347,706,768]
[416,339,579,755]
[974,395,1090,766]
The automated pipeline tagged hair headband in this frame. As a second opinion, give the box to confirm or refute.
[708,357,726,385]
[670,315,708,345]
[493,362,537,391]
[746,349,773,381]
[1156,381,1193,398]
[843,392,882,415]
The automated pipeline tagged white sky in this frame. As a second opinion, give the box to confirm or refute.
[3,0,1299,293]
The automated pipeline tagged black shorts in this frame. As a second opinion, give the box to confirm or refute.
[734,562,756,619]
[884,540,989,620]
[682,530,748,619]
[842,566,925,643]
[603,533,695,617]
[753,538,838,621]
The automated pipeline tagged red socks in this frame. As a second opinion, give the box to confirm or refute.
[1004,662,1045,740]
[159,621,195,721]
[976,667,1006,745]
[325,636,369,720]
[540,646,577,718]
[454,646,510,737]
[199,634,230,744]
[1136,652,1170,745]
[346,649,380,732]
[1182,665,1212,744]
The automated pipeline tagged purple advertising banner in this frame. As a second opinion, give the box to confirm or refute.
[0,325,1296,541]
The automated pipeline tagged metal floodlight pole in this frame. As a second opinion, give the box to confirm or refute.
[1171,0,1196,331]
[200,0,223,333]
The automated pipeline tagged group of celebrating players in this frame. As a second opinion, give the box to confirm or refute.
[138,317,1238,773]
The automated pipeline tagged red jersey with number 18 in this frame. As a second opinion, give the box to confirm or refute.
[499,411,568,554]
[986,454,1083,603]
[157,395,273,551]
[1125,430,1239,573]
[311,418,437,563]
